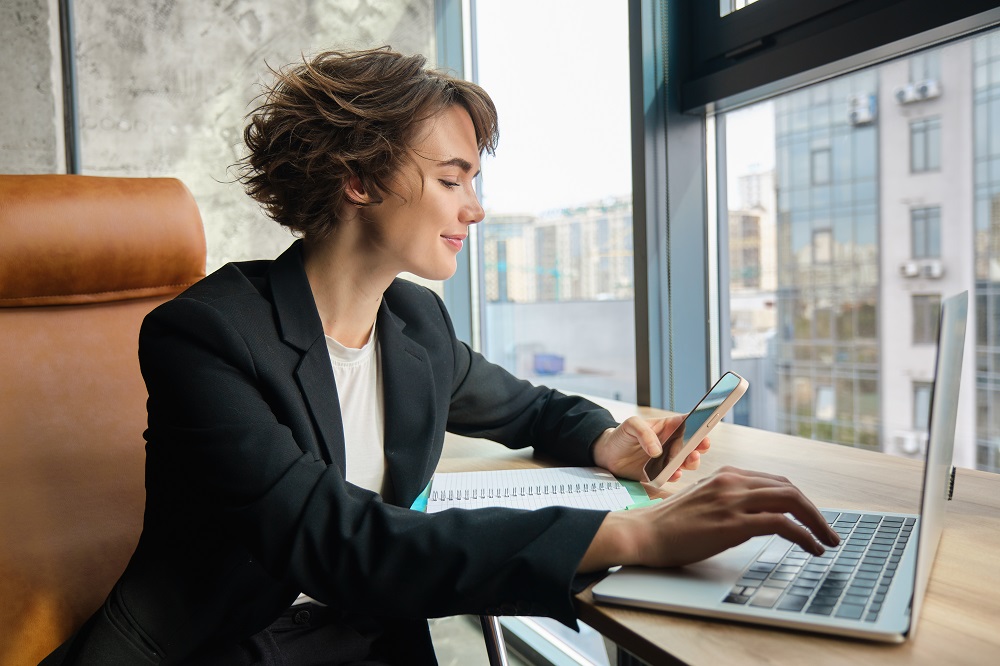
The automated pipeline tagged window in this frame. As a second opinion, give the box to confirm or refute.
[811,147,832,185]
[911,117,942,173]
[474,1,635,403]
[719,29,1000,469]
[813,229,833,263]
[815,385,835,422]
[909,51,942,83]
[913,294,941,345]
[911,206,942,258]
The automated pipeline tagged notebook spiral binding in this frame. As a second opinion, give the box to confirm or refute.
[430,481,623,503]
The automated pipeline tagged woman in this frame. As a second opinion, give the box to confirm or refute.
[45,47,837,665]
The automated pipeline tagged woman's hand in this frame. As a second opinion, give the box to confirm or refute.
[591,416,709,482]
[578,466,841,572]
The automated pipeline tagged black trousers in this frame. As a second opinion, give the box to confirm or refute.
[185,604,395,666]
[44,602,438,665]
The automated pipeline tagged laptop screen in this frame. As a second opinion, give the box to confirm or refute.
[911,290,968,633]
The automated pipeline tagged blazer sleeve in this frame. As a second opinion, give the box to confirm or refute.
[139,296,606,628]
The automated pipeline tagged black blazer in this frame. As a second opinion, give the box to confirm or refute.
[46,241,615,664]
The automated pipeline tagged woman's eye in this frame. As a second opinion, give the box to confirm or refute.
[439,179,460,188]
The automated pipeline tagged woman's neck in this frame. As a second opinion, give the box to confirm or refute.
[301,227,395,349]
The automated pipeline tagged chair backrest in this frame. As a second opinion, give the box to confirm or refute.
[0,175,206,665]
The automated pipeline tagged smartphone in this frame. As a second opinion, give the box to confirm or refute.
[643,371,749,487]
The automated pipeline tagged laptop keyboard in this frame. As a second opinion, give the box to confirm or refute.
[722,511,915,622]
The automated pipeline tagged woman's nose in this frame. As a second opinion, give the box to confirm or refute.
[464,191,485,225]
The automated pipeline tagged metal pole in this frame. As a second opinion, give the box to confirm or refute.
[58,0,80,174]
[479,615,509,666]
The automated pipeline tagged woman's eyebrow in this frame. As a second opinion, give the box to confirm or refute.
[438,156,478,176]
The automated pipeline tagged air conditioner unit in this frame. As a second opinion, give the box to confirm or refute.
[892,432,928,455]
[920,260,944,279]
[848,94,876,125]
[900,261,920,278]
[915,79,941,101]
[893,432,918,454]
[895,84,919,104]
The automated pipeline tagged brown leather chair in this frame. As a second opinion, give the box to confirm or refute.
[0,175,206,665]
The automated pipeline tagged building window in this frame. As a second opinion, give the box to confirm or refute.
[913,294,942,344]
[813,228,833,263]
[911,206,942,258]
[811,147,831,185]
[815,385,835,422]
[913,381,933,430]
[909,51,941,83]
[911,117,941,173]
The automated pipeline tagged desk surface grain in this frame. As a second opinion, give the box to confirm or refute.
[439,399,1000,666]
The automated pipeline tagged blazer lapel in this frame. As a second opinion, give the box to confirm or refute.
[268,241,346,472]
[377,298,438,506]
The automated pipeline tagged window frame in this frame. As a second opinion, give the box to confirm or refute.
[438,0,479,347]
[682,0,1000,113]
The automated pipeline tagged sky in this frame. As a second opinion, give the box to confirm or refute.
[474,0,633,214]
[473,0,773,215]
[724,100,776,208]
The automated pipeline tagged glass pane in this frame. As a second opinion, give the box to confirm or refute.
[913,382,933,430]
[928,207,942,257]
[475,1,635,404]
[723,33,994,472]
[912,121,927,172]
[912,209,928,258]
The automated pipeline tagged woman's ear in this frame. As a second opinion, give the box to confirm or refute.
[344,175,371,206]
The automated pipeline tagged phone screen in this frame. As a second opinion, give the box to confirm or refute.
[643,372,745,482]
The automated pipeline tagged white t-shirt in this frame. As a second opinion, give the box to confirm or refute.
[326,324,387,494]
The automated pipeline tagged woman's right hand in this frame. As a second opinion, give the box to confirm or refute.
[578,466,840,572]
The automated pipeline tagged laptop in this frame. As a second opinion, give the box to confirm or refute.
[592,291,968,643]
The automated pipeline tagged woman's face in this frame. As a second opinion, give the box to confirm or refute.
[361,105,485,281]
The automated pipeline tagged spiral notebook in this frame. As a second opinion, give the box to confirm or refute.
[423,467,640,513]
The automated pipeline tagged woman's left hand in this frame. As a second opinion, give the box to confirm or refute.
[591,415,710,482]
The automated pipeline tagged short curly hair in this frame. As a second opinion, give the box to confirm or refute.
[237,47,499,240]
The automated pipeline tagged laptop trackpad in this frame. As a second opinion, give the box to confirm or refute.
[595,535,775,606]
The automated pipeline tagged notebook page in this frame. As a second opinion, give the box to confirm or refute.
[426,467,634,513]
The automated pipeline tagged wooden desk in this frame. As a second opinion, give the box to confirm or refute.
[438,400,1000,666]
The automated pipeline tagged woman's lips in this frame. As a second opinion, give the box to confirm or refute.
[442,235,466,250]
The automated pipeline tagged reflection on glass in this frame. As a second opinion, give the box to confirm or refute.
[724,29,1000,473]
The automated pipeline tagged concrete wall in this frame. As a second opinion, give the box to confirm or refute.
[0,0,63,173]
[2,0,436,271]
